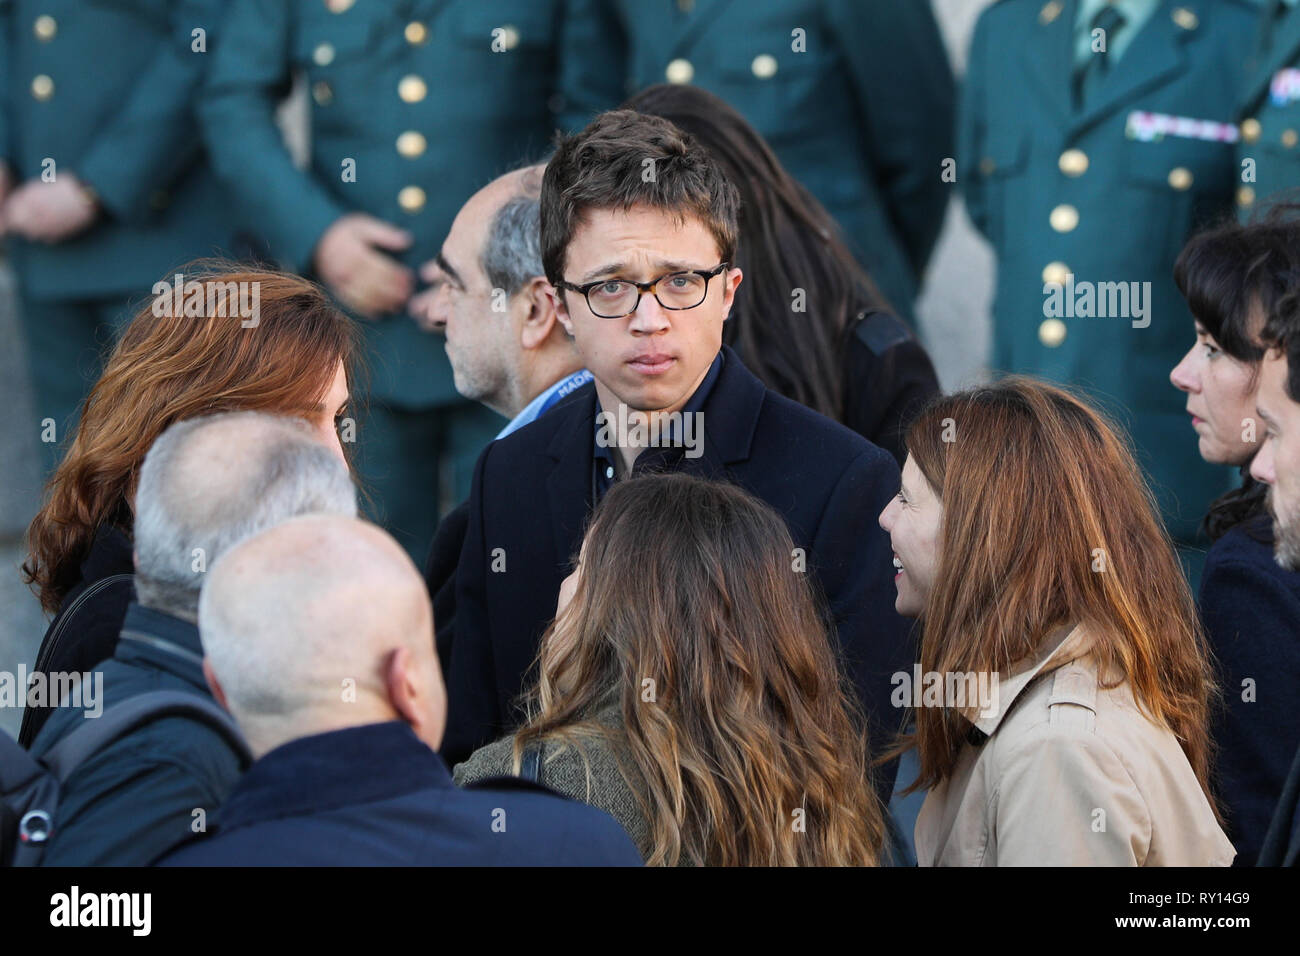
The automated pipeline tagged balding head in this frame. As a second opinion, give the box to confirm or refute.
[134,411,358,621]
[198,514,444,758]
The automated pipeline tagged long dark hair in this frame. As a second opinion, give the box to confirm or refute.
[627,84,887,421]
[513,473,884,866]
[1173,211,1300,541]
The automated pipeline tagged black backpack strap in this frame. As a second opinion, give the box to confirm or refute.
[519,740,544,783]
[41,691,253,782]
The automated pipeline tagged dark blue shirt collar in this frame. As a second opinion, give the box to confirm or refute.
[593,349,723,464]
[116,602,207,691]
[215,722,451,832]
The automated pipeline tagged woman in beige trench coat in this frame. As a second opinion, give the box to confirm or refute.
[878,378,1234,866]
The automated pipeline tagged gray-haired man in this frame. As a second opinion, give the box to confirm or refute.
[26,412,357,865]
[412,165,590,667]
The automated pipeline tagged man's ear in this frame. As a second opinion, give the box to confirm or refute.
[548,281,576,337]
[385,646,423,730]
[720,266,743,322]
[520,276,560,350]
[203,658,230,711]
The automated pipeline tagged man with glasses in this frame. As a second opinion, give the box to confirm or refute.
[439,111,913,810]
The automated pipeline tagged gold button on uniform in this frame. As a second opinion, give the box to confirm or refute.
[398,75,427,103]
[1039,318,1067,348]
[33,15,57,41]
[1238,185,1256,207]
[979,156,997,176]
[31,74,53,101]
[1058,148,1088,177]
[666,58,694,84]
[396,131,426,158]
[677,0,694,11]
[405,21,428,45]
[1042,262,1071,286]
[1172,7,1199,31]
[1284,129,1298,149]
[1039,1,1063,25]
[751,54,778,79]
[1241,118,1262,143]
[398,186,426,213]
[312,81,333,106]
[313,43,335,66]
[1050,204,1079,233]
[1167,166,1193,191]
[326,0,355,11]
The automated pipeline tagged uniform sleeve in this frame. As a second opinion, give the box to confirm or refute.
[556,0,629,134]
[440,442,505,766]
[994,724,1152,866]
[197,0,345,271]
[958,8,991,238]
[76,0,225,224]
[828,0,956,278]
[808,446,912,805]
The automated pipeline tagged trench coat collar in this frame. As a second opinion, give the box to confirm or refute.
[968,623,1094,738]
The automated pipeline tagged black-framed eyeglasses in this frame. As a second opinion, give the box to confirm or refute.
[554,262,730,319]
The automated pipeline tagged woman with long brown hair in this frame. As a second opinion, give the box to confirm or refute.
[455,472,884,866]
[878,377,1234,865]
[19,262,358,746]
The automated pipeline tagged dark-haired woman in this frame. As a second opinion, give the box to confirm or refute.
[455,473,884,866]
[19,264,358,746]
[1170,219,1300,865]
[627,84,939,465]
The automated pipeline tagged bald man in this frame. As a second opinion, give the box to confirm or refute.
[27,411,357,866]
[159,515,640,866]
[412,164,591,673]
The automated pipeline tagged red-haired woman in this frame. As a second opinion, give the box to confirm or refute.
[878,377,1234,865]
[19,264,358,745]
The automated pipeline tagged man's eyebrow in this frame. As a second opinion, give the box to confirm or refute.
[436,251,463,287]
[577,260,704,283]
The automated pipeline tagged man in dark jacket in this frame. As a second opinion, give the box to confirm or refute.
[439,111,913,804]
[160,514,641,866]
[28,411,358,865]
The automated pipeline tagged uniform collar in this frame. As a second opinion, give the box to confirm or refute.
[116,602,207,692]
[968,623,1094,738]
[216,722,451,832]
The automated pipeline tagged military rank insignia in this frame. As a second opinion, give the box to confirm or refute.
[1125,111,1239,143]
[1270,68,1300,107]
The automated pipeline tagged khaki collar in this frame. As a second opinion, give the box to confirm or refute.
[967,623,1093,737]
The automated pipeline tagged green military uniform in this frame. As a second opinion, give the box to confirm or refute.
[962,0,1258,557]
[557,0,955,323]
[0,0,239,471]
[200,0,569,560]
[1237,0,1300,216]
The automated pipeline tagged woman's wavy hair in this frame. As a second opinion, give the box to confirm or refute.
[1173,209,1300,541]
[512,472,884,866]
[900,378,1220,818]
[627,83,888,422]
[25,261,360,613]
